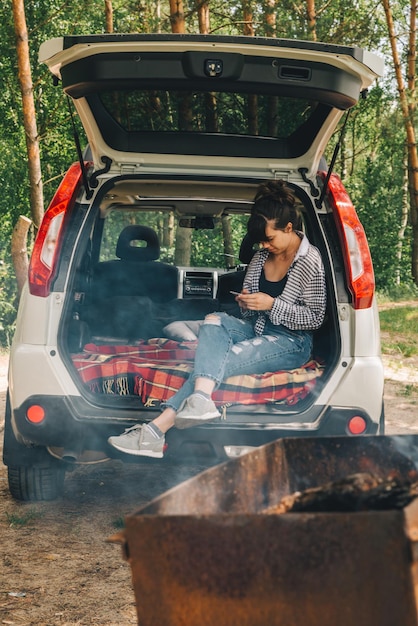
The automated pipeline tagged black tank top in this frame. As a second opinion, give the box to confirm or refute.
[259,270,288,297]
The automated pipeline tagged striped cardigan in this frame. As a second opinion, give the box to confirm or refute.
[241,233,326,334]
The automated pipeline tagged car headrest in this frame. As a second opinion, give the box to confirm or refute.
[239,234,257,265]
[116,225,160,262]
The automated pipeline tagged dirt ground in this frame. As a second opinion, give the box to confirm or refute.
[1,342,418,625]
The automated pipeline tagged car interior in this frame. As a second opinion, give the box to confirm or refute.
[62,180,337,413]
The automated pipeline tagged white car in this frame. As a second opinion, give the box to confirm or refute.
[4,34,385,500]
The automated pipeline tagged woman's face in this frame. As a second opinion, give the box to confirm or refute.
[259,220,293,254]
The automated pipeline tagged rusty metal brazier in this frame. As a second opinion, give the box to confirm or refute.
[116,435,418,626]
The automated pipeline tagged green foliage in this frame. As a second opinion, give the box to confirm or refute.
[379,305,418,358]
[189,217,248,268]
[5,507,43,528]
[380,306,418,334]
[399,383,418,398]
[326,84,412,291]
[0,0,415,346]
[310,3,415,292]
[377,282,418,302]
[0,259,18,348]
[112,516,125,529]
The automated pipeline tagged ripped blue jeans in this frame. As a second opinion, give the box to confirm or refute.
[164,312,312,412]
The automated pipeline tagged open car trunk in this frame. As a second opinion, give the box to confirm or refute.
[60,175,339,432]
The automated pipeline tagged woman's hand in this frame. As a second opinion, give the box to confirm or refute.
[235,288,249,311]
[236,290,274,311]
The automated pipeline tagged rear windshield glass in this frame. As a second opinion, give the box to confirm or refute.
[99,90,317,139]
[99,209,250,269]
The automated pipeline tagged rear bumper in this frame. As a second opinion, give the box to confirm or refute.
[7,393,380,465]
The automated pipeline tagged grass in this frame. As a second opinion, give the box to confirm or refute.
[379,304,418,358]
[399,383,418,398]
[5,508,44,528]
[111,516,125,529]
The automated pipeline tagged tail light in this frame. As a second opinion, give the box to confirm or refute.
[28,162,85,297]
[26,404,46,424]
[320,171,375,309]
[347,415,367,435]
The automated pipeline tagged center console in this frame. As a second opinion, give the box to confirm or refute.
[178,269,220,299]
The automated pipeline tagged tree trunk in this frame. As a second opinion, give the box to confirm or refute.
[197,1,210,33]
[170,0,189,262]
[265,0,276,37]
[242,3,254,36]
[104,0,113,33]
[396,156,409,285]
[196,1,218,132]
[242,3,258,135]
[174,226,192,266]
[221,216,235,269]
[162,213,175,248]
[11,216,32,296]
[382,0,418,284]
[169,0,186,33]
[264,1,278,136]
[306,0,317,41]
[12,0,44,230]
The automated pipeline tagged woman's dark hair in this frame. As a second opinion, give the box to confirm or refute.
[247,179,302,243]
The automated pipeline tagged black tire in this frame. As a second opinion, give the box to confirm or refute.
[7,464,65,501]
[4,390,66,501]
[379,402,385,435]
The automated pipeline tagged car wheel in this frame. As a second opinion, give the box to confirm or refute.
[379,403,385,435]
[3,390,66,501]
[7,464,66,501]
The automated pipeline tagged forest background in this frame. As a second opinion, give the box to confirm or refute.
[0,0,417,348]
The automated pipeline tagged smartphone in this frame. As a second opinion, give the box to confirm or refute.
[230,290,241,296]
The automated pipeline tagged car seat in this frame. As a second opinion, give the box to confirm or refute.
[217,234,257,305]
[93,224,178,303]
[80,225,179,342]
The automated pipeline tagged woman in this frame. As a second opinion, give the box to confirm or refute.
[108,179,326,457]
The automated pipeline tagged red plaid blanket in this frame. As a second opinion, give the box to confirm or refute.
[72,339,324,407]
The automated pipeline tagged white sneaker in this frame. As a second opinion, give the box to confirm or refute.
[108,424,165,458]
[174,394,220,429]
